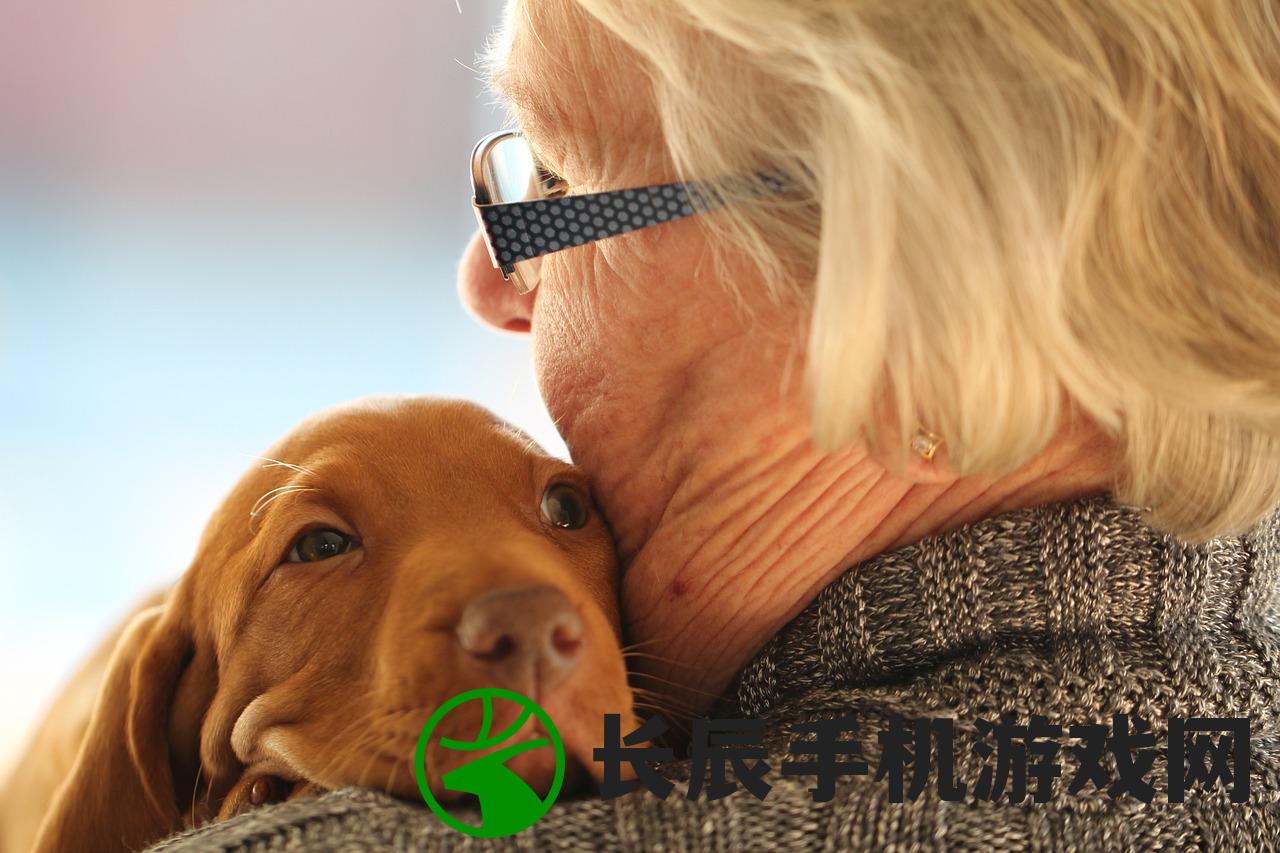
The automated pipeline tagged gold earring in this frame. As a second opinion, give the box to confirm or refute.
[910,427,943,461]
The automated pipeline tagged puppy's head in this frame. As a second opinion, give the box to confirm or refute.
[150,397,634,813]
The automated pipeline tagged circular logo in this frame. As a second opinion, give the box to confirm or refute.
[414,688,565,838]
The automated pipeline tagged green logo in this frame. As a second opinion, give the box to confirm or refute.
[414,688,565,838]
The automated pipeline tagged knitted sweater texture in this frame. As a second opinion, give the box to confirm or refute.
[150,496,1280,851]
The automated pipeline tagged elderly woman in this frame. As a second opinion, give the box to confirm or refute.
[159,0,1280,849]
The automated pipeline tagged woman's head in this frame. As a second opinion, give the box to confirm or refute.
[462,0,1280,542]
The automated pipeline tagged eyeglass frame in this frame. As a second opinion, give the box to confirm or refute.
[470,129,792,294]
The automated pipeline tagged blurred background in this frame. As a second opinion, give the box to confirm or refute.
[0,0,558,772]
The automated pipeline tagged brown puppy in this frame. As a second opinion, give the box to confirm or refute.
[7,397,636,852]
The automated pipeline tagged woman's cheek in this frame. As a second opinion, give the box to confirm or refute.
[529,231,709,433]
[530,256,613,424]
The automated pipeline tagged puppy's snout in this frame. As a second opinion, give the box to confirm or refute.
[456,585,583,692]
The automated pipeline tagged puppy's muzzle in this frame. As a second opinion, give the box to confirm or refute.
[455,585,584,695]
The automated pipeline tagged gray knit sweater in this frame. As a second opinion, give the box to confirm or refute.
[150,496,1280,851]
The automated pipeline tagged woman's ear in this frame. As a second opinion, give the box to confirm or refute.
[33,600,213,853]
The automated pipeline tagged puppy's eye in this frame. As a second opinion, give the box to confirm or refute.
[287,528,358,563]
[540,483,589,530]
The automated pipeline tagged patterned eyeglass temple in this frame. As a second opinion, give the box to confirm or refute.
[471,130,793,286]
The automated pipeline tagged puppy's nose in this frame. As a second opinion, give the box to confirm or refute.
[456,585,583,692]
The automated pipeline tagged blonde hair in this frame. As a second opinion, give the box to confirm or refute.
[564,0,1280,541]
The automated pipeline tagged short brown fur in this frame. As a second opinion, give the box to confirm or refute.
[2,397,635,852]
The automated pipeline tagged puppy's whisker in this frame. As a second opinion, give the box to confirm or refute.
[631,684,697,705]
[247,486,320,534]
[249,486,317,518]
[373,737,404,799]
[188,761,204,824]
[628,670,724,701]
[345,715,400,787]
[630,699,692,738]
[619,631,691,656]
[243,455,318,479]
[619,636,673,653]
[631,692,687,713]
[621,651,692,668]
[631,701,713,730]
[630,696,697,723]
[323,717,384,788]
[630,686,699,717]
[354,734,384,792]
[307,719,372,790]
[630,687,699,720]
[383,742,400,798]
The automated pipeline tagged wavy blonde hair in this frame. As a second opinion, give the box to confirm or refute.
[561,0,1280,541]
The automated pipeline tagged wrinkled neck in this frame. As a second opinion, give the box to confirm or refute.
[612,406,1116,719]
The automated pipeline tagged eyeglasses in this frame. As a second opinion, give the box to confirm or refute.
[470,130,790,294]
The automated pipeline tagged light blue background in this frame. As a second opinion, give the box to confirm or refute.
[0,0,557,769]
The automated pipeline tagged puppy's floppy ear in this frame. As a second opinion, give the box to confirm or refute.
[128,598,220,827]
[33,597,215,853]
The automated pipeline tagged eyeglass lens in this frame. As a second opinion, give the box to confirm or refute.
[481,134,544,291]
